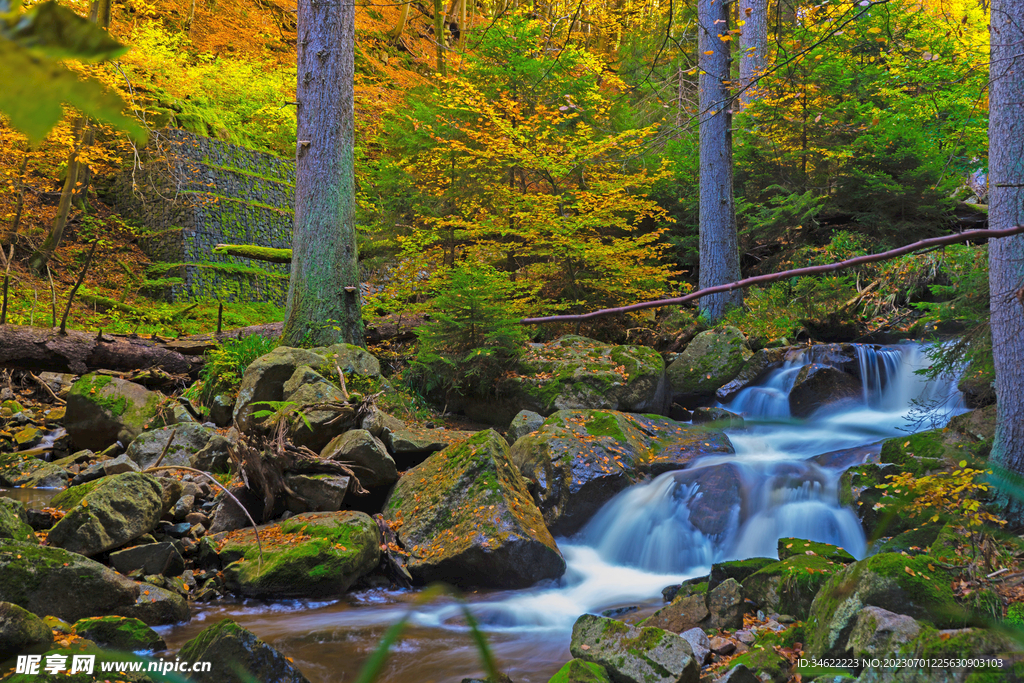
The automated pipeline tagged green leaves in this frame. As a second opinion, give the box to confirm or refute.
[0,0,144,143]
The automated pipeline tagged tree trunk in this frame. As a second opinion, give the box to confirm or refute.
[697,0,743,322]
[738,0,767,105]
[988,0,1024,522]
[29,119,84,275]
[283,0,365,347]
[434,0,447,76]
[391,0,411,39]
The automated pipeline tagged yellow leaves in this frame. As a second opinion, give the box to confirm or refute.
[868,27,883,34]
[905,566,916,577]
[703,50,715,55]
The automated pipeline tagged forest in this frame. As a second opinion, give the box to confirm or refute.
[0,0,1023,682]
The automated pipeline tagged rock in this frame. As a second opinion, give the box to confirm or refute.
[311,343,383,378]
[66,374,174,451]
[209,484,265,534]
[691,407,744,427]
[714,665,759,683]
[209,393,235,427]
[157,476,184,516]
[283,474,349,513]
[0,497,35,543]
[811,442,882,469]
[788,364,861,418]
[644,593,710,633]
[46,472,164,557]
[548,659,613,683]
[853,627,1019,683]
[191,432,236,473]
[465,336,670,425]
[742,555,844,620]
[0,601,53,659]
[725,646,790,683]
[733,630,755,645]
[13,426,42,448]
[71,615,165,651]
[109,542,185,576]
[709,558,776,591]
[708,635,735,655]
[178,618,311,683]
[507,410,545,444]
[281,366,354,452]
[928,523,960,562]
[321,430,397,488]
[806,553,958,659]
[706,578,747,630]
[174,494,196,521]
[777,537,856,563]
[380,418,470,462]
[126,422,216,470]
[846,607,922,658]
[511,410,733,536]
[0,450,69,488]
[670,464,743,538]
[838,463,912,540]
[232,346,328,433]
[0,539,188,625]
[220,511,379,598]
[879,429,957,476]
[879,523,945,556]
[667,327,752,403]
[103,453,142,475]
[569,613,699,683]
[715,347,790,402]
[384,430,565,588]
[662,584,682,602]
[680,627,711,664]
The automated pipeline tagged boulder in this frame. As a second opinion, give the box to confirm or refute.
[178,618,311,683]
[548,659,613,683]
[466,336,670,425]
[679,627,711,665]
[811,442,882,469]
[219,511,379,598]
[71,615,165,651]
[281,366,354,452]
[667,327,752,403]
[208,484,266,534]
[853,627,1019,683]
[0,450,69,488]
[706,578,747,630]
[806,553,958,659]
[0,539,188,625]
[507,410,545,444]
[670,464,744,538]
[709,558,777,591]
[102,453,142,475]
[109,542,185,576]
[125,422,216,470]
[66,374,174,451]
[232,346,328,433]
[845,606,921,659]
[788,364,861,418]
[384,430,565,588]
[777,537,856,563]
[310,343,382,378]
[321,430,397,488]
[690,407,743,427]
[569,613,699,683]
[715,347,790,402]
[510,410,733,536]
[191,432,236,473]
[46,472,164,557]
[0,497,36,543]
[0,601,53,659]
[283,474,349,513]
[644,593,709,633]
[741,555,844,620]
[713,665,760,683]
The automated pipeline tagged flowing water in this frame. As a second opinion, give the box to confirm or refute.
[160,342,967,682]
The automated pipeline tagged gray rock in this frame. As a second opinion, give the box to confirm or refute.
[191,431,236,473]
[714,665,760,683]
[667,327,752,403]
[66,374,175,451]
[680,627,711,664]
[104,453,142,475]
[670,464,743,538]
[846,606,922,659]
[715,347,790,402]
[174,494,196,521]
[157,476,184,516]
[178,618,311,683]
[209,485,265,534]
[126,422,216,470]
[788,364,861,418]
[281,367,354,452]
[0,497,35,543]
[311,343,382,378]
[706,578,746,630]
[232,347,327,434]
[283,474,349,513]
[209,393,234,427]
[569,613,699,683]
[506,410,545,444]
[110,542,186,576]
[691,407,744,426]
[321,429,397,488]
[644,594,709,633]
[733,629,756,645]
[0,601,53,659]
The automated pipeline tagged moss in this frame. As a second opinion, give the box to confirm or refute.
[71,615,162,651]
[879,523,944,555]
[584,411,627,439]
[547,659,612,683]
[70,374,128,416]
[880,430,956,475]
[745,555,841,617]
[778,538,856,563]
[49,479,103,510]
[600,618,631,636]
[728,645,789,682]
[622,625,667,654]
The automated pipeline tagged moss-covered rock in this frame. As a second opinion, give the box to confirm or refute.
[880,429,964,475]
[715,347,790,402]
[124,422,216,470]
[321,429,397,488]
[178,618,310,683]
[840,463,916,540]
[667,327,752,402]
[0,538,188,625]
[0,450,69,488]
[928,523,961,562]
[710,557,777,590]
[510,410,733,536]
[0,601,53,659]
[879,523,945,556]
[281,366,354,452]
[71,615,165,651]
[310,343,382,378]
[742,554,845,620]
[547,659,614,683]
[642,593,709,633]
[854,626,1019,683]
[46,472,164,557]
[806,553,959,659]
[466,336,670,425]
[0,497,35,543]
[232,346,328,433]
[65,374,173,451]
[219,510,379,598]
[384,430,565,588]
[845,606,922,659]
[725,644,790,683]
[569,613,699,683]
[777,538,855,563]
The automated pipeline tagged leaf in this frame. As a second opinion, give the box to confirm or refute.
[0,41,144,143]
[904,566,916,577]
[5,1,128,62]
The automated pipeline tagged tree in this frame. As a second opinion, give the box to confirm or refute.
[987,0,1024,521]
[738,0,767,105]
[697,0,743,322]
[282,0,364,348]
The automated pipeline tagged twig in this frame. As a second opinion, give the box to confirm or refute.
[336,363,349,400]
[59,240,99,335]
[46,265,57,328]
[986,567,1010,579]
[28,372,66,405]
[149,427,178,470]
[0,244,12,325]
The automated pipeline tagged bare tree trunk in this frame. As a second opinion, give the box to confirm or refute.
[29,119,84,275]
[283,0,365,347]
[391,0,411,38]
[697,0,743,323]
[988,0,1024,522]
[434,0,447,76]
[738,0,767,105]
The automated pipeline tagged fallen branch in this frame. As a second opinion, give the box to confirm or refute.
[520,226,1024,324]
[212,244,292,263]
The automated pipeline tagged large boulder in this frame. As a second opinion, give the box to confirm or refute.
[281,366,354,452]
[845,606,922,659]
[670,464,744,538]
[667,327,752,404]
[71,615,165,652]
[569,613,699,683]
[0,539,188,625]
[46,472,164,556]
[232,346,329,433]
[788,363,861,417]
[219,511,379,598]
[0,451,69,488]
[384,430,565,588]
[741,554,845,620]
[510,410,733,536]
[644,584,709,633]
[465,336,670,425]
[125,422,217,470]
[806,553,958,659]
[283,473,350,513]
[715,347,790,402]
[321,429,397,488]
[178,618,311,683]
[310,343,382,378]
[0,601,53,659]
[66,374,174,451]
[853,626,1019,683]
[0,497,36,543]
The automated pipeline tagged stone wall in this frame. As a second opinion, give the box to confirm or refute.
[109,129,294,305]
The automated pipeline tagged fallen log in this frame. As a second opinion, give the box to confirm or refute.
[212,244,292,263]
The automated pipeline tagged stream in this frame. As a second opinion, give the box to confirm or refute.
[158,342,967,682]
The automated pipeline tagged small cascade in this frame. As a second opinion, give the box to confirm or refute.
[855,345,905,408]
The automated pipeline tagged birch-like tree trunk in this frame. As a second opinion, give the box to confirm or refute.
[283,0,364,347]
[738,0,767,105]
[988,1,1024,521]
[697,0,743,322]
